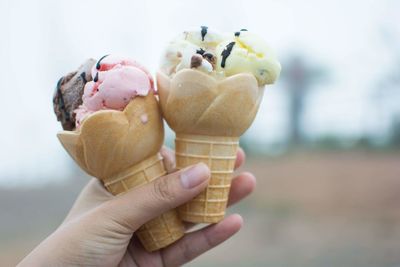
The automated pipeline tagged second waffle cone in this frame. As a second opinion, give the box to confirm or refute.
[157,70,262,223]
[175,134,239,223]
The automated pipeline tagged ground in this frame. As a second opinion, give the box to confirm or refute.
[2,150,400,266]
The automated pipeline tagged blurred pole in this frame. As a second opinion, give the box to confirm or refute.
[375,26,400,146]
[282,55,328,146]
[286,57,306,145]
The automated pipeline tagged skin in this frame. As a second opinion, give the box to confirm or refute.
[19,147,256,267]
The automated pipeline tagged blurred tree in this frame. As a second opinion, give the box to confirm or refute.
[281,55,328,145]
[390,119,400,147]
[373,27,400,146]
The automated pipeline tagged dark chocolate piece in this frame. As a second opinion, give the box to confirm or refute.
[80,72,87,83]
[202,52,216,67]
[96,54,109,70]
[203,52,214,60]
[220,42,235,68]
[200,26,208,41]
[196,48,206,55]
[55,77,69,121]
[235,29,248,37]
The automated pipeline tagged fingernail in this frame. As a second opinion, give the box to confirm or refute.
[180,163,210,189]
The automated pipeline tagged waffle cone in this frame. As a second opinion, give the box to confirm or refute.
[103,153,184,252]
[57,93,184,251]
[176,134,239,223]
[157,70,263,223]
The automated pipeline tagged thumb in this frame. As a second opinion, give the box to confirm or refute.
[95,163,210,232]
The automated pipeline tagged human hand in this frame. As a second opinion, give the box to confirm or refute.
[19,147,256,267]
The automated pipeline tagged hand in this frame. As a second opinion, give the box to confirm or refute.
[19,147,256,267]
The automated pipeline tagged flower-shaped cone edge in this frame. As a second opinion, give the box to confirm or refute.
[157,69,263,137]
[57,93,164,181]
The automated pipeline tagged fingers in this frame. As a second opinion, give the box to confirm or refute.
[95,163,210,232]
[160,146,176,173]
[162,214,243,267]
[227,172,256,206]
[234,147,246,170]
[127,236,163,266]
[92,147,247,236]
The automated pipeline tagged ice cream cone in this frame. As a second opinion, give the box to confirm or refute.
[175,134,238,223]
[57,93,185,251]
[157,70,263,223]
[103,153,184,251]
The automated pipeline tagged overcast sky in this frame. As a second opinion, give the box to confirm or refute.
[1,0,399,186]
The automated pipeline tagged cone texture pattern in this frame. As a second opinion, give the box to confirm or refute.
[176,134,239,223]
[104,153,184,251]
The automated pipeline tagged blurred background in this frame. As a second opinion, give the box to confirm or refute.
[2,0,400,266]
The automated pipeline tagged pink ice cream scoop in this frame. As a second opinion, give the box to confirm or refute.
[74,55,154,127]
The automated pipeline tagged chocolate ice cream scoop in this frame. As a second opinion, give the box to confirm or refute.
[53,59,95,130]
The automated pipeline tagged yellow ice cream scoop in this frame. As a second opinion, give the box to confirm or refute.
[182,26,226,49]
[216,30,281,86]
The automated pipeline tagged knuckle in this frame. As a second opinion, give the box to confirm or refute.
[95,202,136,231]
[151,177,175,202]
